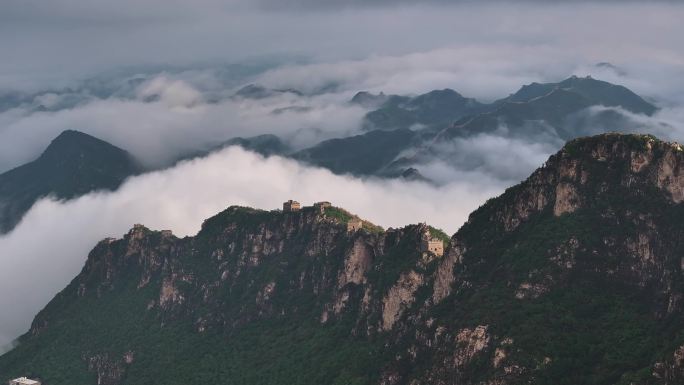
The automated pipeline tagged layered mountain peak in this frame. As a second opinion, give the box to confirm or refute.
[468,133,684,233]
[410,88,467,104]
[234,84,303,99]
[40,130,131,164]
[22,129,142,188]
[350,91,390,108]
[506,76,657,115]
[361,87,485,131]
[0,130,142,233]
[453,134,684,282]
[44,129,89,146]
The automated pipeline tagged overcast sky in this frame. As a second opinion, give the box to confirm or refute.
[1,0,684,350]
[1,1,683,90]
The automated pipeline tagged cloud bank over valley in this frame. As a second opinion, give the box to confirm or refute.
[1,0,684,353]
[0,146,505,348]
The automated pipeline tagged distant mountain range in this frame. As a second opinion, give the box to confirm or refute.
[353,88,488,131]
[341,76,659,179]
[353,75,655,133]
[3,133,684,384]
[0,61,284,114]
[0,76,661,234]
[445,75,657,139]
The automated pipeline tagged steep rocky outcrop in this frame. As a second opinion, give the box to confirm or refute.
[381,270,424,331]
[3,133,684,385]
[406,133,684,384]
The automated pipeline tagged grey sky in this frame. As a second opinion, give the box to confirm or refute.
[1,1,683,90]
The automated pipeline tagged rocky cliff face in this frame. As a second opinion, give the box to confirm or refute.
[1,205,444,383]
[409,133,684,385]
[3,133,684,385]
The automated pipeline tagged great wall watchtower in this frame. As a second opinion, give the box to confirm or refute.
[281,200,365,233]
[347,217,363,232]
[283,200,301,212]
[313,201,332,214]
[420,229,444,257]
[422,238,444,256]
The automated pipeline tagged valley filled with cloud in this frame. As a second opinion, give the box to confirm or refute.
[1,0,684,353]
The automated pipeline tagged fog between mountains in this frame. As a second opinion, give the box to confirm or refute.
[0,145,506,350]
[2,0,684,172]
[0,78,368,172]
[1,51,683,177]
[2,0,684,355]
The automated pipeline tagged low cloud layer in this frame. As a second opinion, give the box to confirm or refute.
[0,146,506,349]
[417,134,560,185]
[2,0,684,357]
[0,75,367,172]
[1,1,683,172]
[2,44,683,175]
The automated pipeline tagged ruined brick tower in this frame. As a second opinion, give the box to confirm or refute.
[347,217,363,232]
[283,200,301,212]
[421,230,444,256]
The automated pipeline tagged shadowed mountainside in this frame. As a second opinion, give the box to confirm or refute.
[0,130,142,233]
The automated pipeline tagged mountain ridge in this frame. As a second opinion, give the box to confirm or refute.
[3,133,684,384]
[327,76,660,178]
[0,76,662,235]
[499,75,657,116]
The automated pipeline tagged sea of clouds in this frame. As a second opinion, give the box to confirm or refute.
[0,146,507,348]
[1,0,684,350]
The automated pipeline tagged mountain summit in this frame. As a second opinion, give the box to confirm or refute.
[0,130,142,233]
[503,75,657,115]
[2,133,684,384]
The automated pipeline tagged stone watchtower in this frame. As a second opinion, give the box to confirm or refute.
[314,201,332,214]
[283,200,301,212]
[347,217,363,232]
[421,231,444,257]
